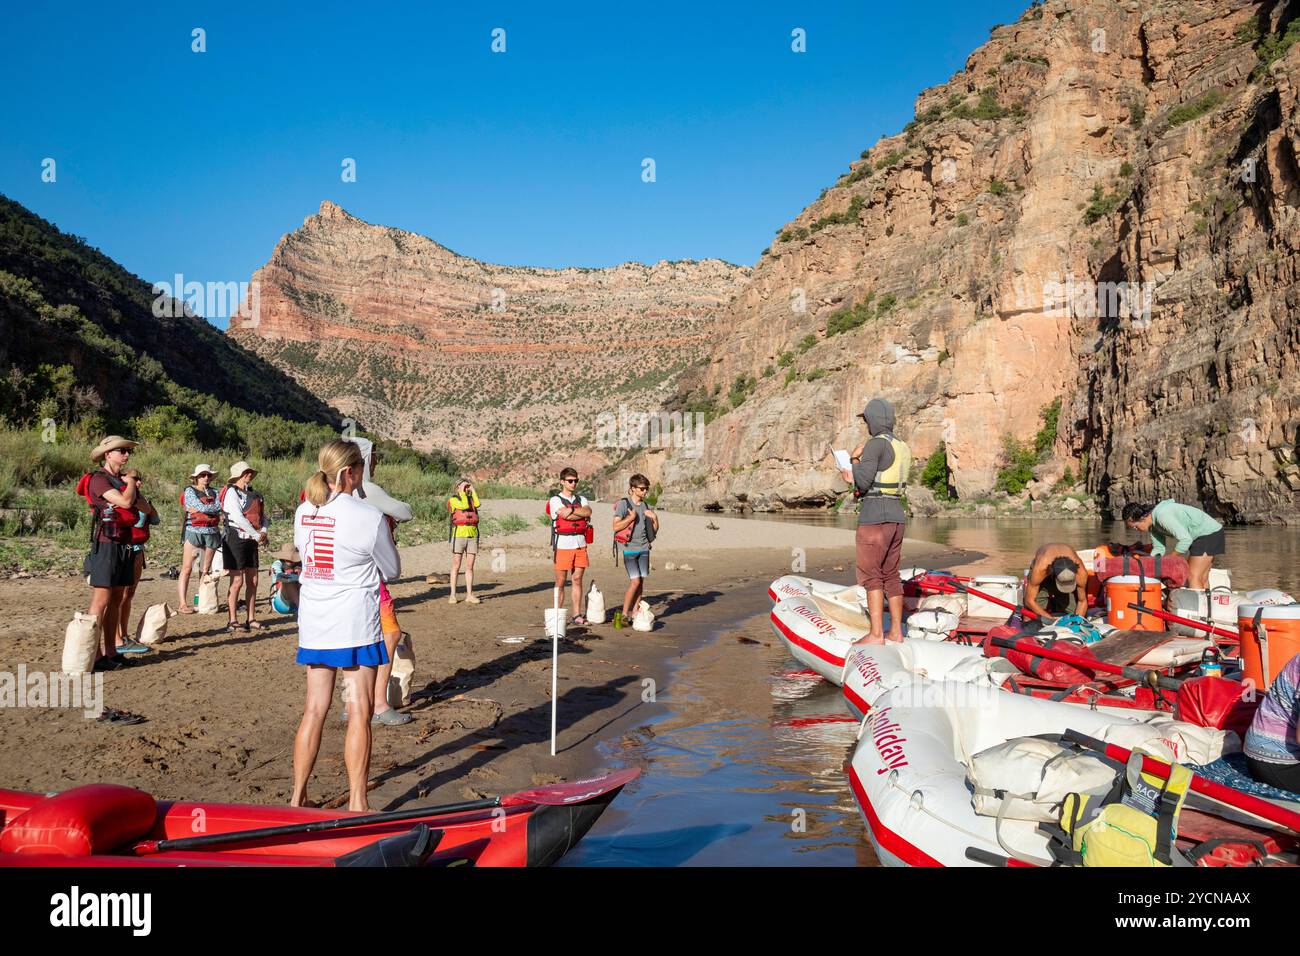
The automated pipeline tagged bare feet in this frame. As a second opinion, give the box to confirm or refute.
[886,631,905,643]
[864,632,886,645]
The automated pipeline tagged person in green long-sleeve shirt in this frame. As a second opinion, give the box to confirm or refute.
[1122,499,1224,589]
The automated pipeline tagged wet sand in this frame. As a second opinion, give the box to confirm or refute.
[0,503,960,815]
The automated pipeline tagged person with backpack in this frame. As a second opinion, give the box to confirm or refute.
[838,398,911,644]
[548,467,592,625]
[77,436,149,672]
[221,460,268,632]
[114,467,159,655]
[177,464,221,614]
[446,478,480,605]
[612,474,659,628]
[1122,500,1223,589]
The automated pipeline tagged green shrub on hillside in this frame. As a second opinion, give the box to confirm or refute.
[920,443,954,500]
[1166,90,1225,127]
[994,435,1037,495]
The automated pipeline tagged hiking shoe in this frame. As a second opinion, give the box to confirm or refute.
[447,595,458,605]
[465,595,481,605]
[116,640,151,655]
[373,709,413,726]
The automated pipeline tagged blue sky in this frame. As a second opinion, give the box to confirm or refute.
[0,0,1028,326]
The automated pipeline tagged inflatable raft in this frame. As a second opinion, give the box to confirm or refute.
[846,683,1291,867]
[0,769,638,867]
[839,638,1176,722]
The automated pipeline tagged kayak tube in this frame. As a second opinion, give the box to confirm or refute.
[0,769,638,867]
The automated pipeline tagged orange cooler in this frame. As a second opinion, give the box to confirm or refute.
[1237,604,1300,691]
[1105,575,1165,631]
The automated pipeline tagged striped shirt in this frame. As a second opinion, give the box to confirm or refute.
[1245,653,1300,764]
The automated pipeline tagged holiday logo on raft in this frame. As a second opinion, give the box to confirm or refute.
[868,706,908,774]
[848,650,883,691]
[791,604,836,635]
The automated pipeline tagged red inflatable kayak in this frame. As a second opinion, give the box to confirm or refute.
[0,769,638,867]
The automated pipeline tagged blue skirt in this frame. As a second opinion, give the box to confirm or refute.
[296,642,389,668]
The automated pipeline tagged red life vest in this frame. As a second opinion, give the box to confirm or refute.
[219,484,264,531]
[547,495,590,536]
[76,470,149,545]
[450,495,479,527]
[181,486,220,528]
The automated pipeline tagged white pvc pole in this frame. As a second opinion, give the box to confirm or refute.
[550,585,559,756]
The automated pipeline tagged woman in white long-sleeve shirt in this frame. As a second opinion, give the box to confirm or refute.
[290,439,400,812]
[221,460,268,631]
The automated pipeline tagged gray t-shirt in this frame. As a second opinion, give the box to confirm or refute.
[614,497,652,551]
[852,435,907,526]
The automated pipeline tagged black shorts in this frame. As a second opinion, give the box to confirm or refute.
[1188,529,1225,557]
[223,534,260,570]
[85,540,137,589]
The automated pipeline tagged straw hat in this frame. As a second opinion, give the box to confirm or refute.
[90,435,139,462]
[269,543,300,562]
[190,463,215,479]
[227,460,257,482]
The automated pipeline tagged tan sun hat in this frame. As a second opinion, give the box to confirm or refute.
[270,543,300,562]
[228,460,257,482]
[90,435,139,462]
[190,463,215,479]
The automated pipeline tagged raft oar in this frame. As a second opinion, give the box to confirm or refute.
[132,768,640,856]
[1125,603,1239,642]
[1064,730,1300,836]
[964,846,1038,867]
[988,635,1185,691]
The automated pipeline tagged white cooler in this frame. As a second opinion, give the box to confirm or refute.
[967,574,1023,619]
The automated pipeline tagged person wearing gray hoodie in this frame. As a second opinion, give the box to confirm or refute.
[839,398,912,643]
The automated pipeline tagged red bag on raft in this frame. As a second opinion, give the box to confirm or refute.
[1174,676,1259,737]
[981,626,1099,684]
[1094,553,1189,589]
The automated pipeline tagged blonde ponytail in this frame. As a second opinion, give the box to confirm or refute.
[304,439,364,506]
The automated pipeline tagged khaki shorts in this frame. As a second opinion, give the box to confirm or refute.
[554,547,589,572]
[452,535,479,555]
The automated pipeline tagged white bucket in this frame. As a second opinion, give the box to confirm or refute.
[544,607,568,639]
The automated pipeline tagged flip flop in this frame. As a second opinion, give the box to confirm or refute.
[178,606,196,615]
[372,709,413,726]
[96,708,146,726]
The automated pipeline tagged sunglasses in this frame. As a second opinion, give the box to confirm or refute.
[562,477,579,483]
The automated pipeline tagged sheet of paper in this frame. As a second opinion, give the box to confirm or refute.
[832,448,852,471]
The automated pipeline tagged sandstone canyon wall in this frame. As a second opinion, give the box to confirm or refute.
[632,0,1298,523]
[230,201,749,482]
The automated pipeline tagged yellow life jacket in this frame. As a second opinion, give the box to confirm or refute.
[1056,752,1192,867]
[867,435,912,497]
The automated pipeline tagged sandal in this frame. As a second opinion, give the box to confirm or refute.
[247,621,265,630]
[572,615,588,627]
[96,708,146,726]
[227,621,240,633]
[178,606,196,615]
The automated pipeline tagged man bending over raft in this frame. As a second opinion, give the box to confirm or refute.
[839,398,911,644]
[1024,543,1088,621]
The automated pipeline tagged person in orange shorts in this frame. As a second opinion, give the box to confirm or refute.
[548,467,592,625]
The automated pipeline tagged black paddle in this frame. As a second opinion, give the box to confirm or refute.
[135,796,502,855]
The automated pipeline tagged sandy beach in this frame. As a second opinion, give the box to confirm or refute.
[0,502,966,811]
